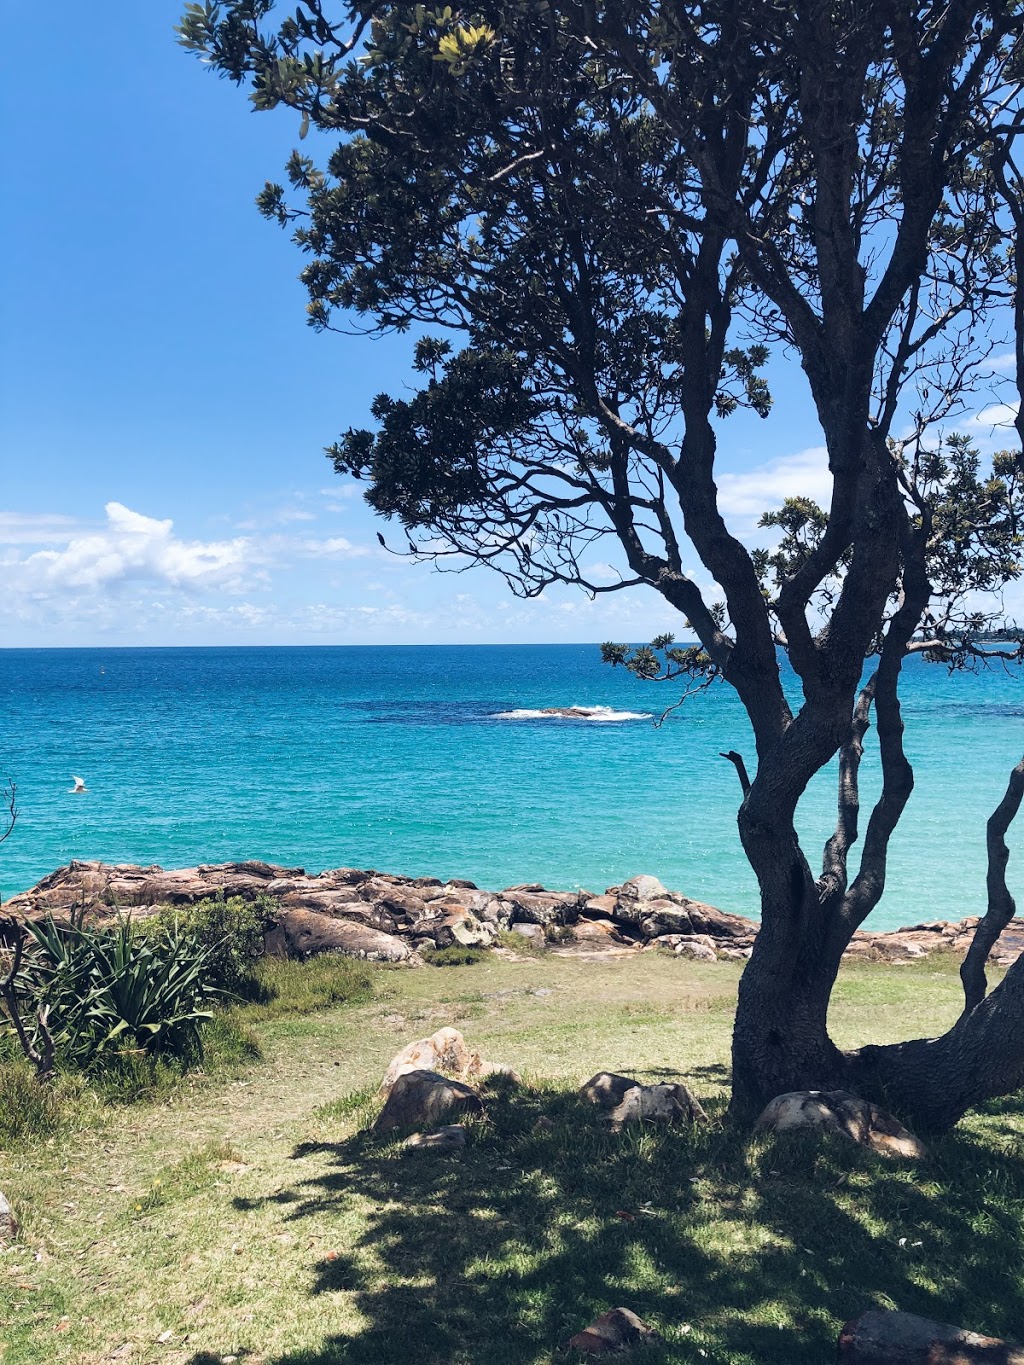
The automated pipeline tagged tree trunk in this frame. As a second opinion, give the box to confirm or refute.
[729,859,848,1118]
[844,954,1024,1134]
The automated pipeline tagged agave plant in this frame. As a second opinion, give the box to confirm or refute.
[9,913,221,1069]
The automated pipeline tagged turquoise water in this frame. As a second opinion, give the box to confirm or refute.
[0,645,1021,929]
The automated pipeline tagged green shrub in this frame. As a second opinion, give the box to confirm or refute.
[151,895,272,997]
[421,944,488,967]
[9,914,222,1070]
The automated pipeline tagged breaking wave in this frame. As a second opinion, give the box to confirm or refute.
[492,704,652,723]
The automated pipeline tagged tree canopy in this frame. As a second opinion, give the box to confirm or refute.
[182,0,1024,1129]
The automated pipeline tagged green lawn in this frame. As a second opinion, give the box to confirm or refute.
[2,951,1022,1365]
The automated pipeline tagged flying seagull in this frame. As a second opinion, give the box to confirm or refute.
[69,775,87,794]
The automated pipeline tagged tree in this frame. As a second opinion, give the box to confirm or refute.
[180,0,1024,1130]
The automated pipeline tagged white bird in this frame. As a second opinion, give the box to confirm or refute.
[69,775,87,794]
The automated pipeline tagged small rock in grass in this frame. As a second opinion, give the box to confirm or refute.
[608,1083,708,1131]
[755,1090,927,1160]
[567,1307,660,1356]
[374,1069,484,1134]
[403,1125,467,1151]
[0,1190,18,1244]
[580,1072,645,1109]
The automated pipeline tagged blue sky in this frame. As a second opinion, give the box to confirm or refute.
[0,3,1017,647]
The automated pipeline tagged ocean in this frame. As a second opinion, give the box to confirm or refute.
[0,644,1021,930]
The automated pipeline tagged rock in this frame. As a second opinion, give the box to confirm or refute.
[502,889,578,926]
[380,1026,482,1094]
[608,1083,708,1131]
[380,1027,521,1095]
[265,909,414,963]
[0,1190,18,1244]
[10,859,1020,974]
[581,1072,647,1109]
[403,1124,468,1151]
[675,939,718,962]
[755,1090,927,1160]
[618,874,670,903]
[837,1308,1024,1363]
[374,1070,484,1134]
[566,1307,659,1356]
[510,922,545,943]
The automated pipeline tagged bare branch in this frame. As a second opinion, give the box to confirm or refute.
[719,750,752,796]
[959,755,1024,1018]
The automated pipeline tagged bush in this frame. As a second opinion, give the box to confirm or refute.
[151,895,272,997]
[6,913,222,1070]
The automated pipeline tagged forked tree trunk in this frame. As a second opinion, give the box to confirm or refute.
[845,957,1024,1133]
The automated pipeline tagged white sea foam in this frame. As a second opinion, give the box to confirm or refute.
[492,704,652,722]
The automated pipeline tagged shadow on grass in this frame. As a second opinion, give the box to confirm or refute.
[207,1079,1024,1365]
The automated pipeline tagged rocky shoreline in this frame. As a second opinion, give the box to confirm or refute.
[2,859,1020,968]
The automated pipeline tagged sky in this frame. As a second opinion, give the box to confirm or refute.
[0,3,1018,647]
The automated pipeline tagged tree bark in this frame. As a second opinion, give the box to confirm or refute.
[845,952,1024,1133]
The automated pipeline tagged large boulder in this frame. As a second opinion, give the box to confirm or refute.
[381,1027,481,1093]
[264,908,414,963]
[374,1070,483,1134]
[380,1027,519,1093]
[566,1308,659,1356]
[500,888,579,926]
[0,1190,18,1244]
[838,1309,1024,1363]
[755,1091,927,1160]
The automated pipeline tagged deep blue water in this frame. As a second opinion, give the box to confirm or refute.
[1,644,1021,929]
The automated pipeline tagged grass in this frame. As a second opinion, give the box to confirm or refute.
[2,951,1023,1364]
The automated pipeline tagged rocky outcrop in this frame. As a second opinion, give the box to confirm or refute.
[3,859,1017,969]
[755,1090,928,1160]
[265,908,414,963]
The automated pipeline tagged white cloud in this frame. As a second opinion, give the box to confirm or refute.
[0,511,81,545]
[961,401,1020,453]
[716,447,831,532]
[295,535,371,560]
[8,502,257,594]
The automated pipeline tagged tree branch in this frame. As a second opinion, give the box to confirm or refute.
[959,754,1024,1018]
